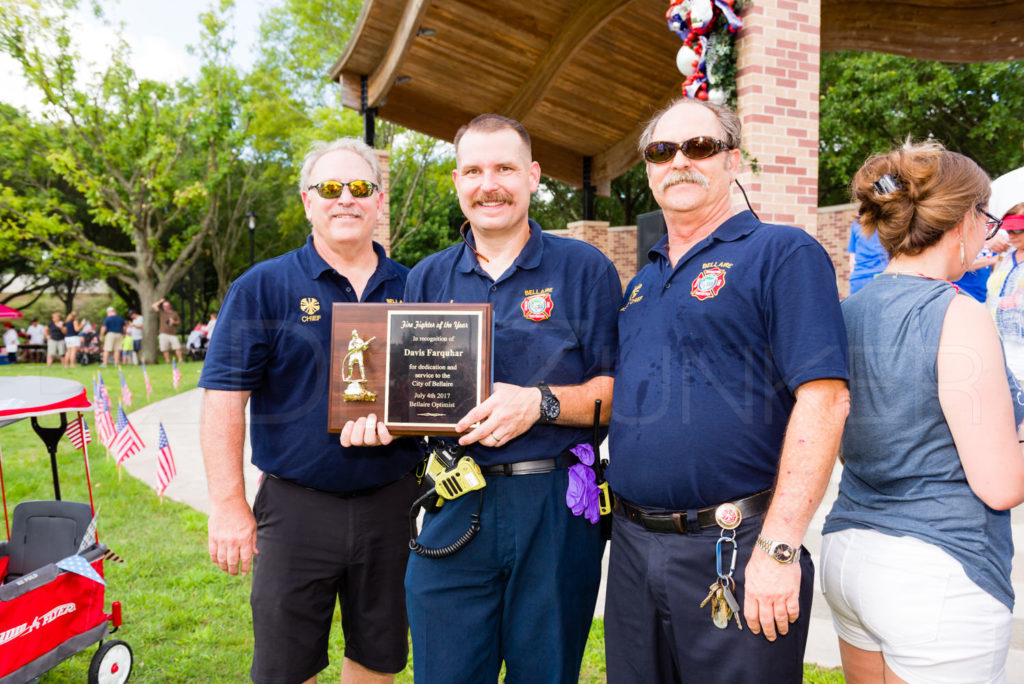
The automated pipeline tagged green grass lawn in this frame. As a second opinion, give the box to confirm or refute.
[0,361,845,682]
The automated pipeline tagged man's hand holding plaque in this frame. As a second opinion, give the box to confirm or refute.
[339,413,393,447]
[339,382,540,448]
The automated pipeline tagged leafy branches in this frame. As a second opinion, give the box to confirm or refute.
[819,52,1024,205]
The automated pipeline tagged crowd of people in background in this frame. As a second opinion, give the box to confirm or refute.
[1,300,217,367]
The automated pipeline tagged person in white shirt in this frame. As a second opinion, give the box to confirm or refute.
[25,318,45,362]
[3,323,19,364]
[26,319,45,345]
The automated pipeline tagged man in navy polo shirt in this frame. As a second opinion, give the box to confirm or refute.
[99,306,125,367]
[604,99,850,682]
[343,114,620,683]
[199,138,422,684]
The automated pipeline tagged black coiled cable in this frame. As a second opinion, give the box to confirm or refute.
[409,489,483,558]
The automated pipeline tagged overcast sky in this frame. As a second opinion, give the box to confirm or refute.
[0,0,266,114]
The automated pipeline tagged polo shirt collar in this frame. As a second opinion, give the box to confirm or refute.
[648,210,760,264]
[298,235,400,287]
[456,219,545,275]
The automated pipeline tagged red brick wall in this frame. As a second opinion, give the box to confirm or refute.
[818,203,857,298]
[608,226,638,288]
[563,204,857,296]
[374,149,391,255]
[734,0,820,235]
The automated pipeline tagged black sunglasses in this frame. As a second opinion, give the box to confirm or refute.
[978,205,1003,240]
[643,137,731,164]
[308,179,378,199]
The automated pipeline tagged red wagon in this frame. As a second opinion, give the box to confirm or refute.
[0,376,132,683]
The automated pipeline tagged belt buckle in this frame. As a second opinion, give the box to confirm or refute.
[672,512,687,534]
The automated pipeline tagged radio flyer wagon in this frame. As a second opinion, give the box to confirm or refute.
[0,377,132,683]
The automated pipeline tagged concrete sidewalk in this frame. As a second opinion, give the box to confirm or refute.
[123,388,260,513]
[123,389,1024,675]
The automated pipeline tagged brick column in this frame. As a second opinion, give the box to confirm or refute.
[566,220,610,254]
[818,203,858,297]
[734,0,820,234]
[374,149,391,255]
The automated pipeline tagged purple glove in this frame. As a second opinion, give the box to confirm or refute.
[566,462,601,524]
[570,442,595,466]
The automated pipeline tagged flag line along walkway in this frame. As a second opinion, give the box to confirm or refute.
[124,388,1024,675]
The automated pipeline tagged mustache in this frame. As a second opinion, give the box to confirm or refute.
[661,170,709,192]
[472,192,514,206]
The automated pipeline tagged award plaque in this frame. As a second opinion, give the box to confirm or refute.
[328,303,492,436]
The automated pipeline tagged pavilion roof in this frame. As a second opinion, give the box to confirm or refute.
[330,0,1024,191]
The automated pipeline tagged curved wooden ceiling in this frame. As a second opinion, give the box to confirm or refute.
[331,0,1024,192]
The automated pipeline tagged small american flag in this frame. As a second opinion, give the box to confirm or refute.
[66,416,92,450]
[119,369,133,407]
[112,405,145,465]
[157,422,177,495]
[142,362,152,397]
[172,359,182,391]
[92,376,108,412]
[97,372,112,409]
[96,409,116,448]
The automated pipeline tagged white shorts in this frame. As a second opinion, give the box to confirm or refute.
[158,333,181,352]
[821,527,1011,684]
[65,336,82,349]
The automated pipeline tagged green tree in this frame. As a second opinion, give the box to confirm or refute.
[0,104,109,310]
[819,52,1024,206]
[388,133,461,266]
[0,0,253,360]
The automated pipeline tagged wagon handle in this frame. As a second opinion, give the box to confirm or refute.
[31,413,68,500]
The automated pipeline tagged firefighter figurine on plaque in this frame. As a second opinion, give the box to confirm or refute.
[343,329,377,402]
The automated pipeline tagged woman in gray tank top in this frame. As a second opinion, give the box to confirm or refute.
[821,140,1024,683]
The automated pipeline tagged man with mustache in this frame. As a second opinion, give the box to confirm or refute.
[604,99,850,682]
[200,138,422,684]
[343,113,621,683]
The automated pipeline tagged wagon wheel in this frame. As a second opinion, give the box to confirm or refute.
[88,640,133,684]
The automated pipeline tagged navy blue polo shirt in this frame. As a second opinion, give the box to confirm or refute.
[404,220,621,467]
[199,236,423,492]
[606,211,849,510]
[102,315,125,334]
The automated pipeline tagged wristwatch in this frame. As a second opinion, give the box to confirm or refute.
[755,534,801,564]
[537,383,560,424]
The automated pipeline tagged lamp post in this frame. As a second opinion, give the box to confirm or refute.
[246,211,256,268]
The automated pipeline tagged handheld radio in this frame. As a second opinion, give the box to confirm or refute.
[409,438,486,558]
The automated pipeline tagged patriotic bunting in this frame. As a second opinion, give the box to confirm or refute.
[56,554,106,585]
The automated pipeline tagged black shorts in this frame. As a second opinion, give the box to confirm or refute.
[250,473,419,683]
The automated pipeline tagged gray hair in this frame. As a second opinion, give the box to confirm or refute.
[638,99,742,153]
[298,138,382,193]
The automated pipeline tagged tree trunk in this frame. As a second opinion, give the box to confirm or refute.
[136,283,161,364]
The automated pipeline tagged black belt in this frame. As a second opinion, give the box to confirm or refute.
[267,473,391,499]
[480,453,576,477]
[613,489,773,534]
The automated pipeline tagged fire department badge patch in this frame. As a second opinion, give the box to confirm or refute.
[521,293,554,321]
[690,268,726,300]
[300,297,320,315]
